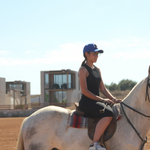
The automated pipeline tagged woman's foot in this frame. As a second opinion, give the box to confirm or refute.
[89,143,106,150]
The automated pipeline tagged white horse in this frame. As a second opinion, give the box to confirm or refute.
[16,66,150,150]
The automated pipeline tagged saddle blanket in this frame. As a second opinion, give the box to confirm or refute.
[112,103,122,121]
[68,104,122,129]
[68,110,88,128]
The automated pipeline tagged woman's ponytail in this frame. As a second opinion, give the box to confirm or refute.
[81,52,90,66]
[81,59,86,66]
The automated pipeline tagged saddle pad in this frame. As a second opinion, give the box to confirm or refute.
[112,103,122,121]
[68,110,88,128]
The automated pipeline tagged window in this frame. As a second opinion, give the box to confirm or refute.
[68,74,71,88]
[8,83,23,91]
[54,74,67,89]
[45,74,49,85]
[45,91,49,102]
[61,74,67,89]
[54,75,60,89]
[53,73,75,89]
[68,74,75,89]
[54,91,67,103]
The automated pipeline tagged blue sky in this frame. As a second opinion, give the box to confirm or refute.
[0,0,150,94]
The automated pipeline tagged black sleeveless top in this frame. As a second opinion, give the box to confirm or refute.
[79,63,113,118]
[80,63,101,102]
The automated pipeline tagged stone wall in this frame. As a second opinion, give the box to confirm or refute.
[0,109,38,117]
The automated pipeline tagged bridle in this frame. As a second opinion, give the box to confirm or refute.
[145,76,150,102]
[120,76,150,150]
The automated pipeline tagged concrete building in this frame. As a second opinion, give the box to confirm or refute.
[0,78,6,105]
[41,69,81,106]
[0,78,31,109]
[6,81,31,106]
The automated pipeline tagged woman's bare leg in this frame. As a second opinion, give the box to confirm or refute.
[92,117,113,144]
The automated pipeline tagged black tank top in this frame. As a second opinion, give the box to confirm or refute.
[80,63,101,101]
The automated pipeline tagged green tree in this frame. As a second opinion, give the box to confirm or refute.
[109,82,119,91]
[105,79,137,91]
[105,84,109,90]
[118,79,137,91]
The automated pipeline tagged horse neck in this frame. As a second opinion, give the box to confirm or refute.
[123,78,150,137]
[124,78,148,111]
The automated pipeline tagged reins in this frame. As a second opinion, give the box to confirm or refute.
[121,102,150,118]
[121,102,148,149]
[120,76,150,150]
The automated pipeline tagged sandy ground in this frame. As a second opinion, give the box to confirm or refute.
[0,117,24,150]
[0,117,150,150]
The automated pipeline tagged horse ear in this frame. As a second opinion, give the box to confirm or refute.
[149,66,150,75]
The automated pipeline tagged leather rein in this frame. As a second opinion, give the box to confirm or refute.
[120,76,150,150]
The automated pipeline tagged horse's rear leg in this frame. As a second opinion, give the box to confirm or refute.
[16,118,27,150]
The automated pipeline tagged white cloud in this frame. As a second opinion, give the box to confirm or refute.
[24,50,35,54]
[96,39,123,49]
[0,43,85,66]
[44,42,85,63]
[0,40,149,66]
[33,43,41,46]
[0,51,9,55]
[146,42,150,45]
[96,38,148,50]
[124,43,138,47]
[112,49,150,59]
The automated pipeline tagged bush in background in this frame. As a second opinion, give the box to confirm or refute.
[105,79,137,91]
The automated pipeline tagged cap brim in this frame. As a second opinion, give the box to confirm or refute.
[94,49,104,53]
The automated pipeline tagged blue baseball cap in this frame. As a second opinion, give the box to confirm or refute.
[83,43,104,54]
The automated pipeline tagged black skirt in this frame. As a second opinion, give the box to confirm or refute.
[79,98,113,118]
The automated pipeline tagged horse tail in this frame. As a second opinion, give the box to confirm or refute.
[16,117,27,150]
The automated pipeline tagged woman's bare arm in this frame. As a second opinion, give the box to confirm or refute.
[98,68,122,103]
[79,66,113,104]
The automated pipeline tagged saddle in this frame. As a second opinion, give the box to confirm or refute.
[74,102,117,144]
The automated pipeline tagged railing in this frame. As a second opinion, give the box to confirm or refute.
[0,105,14,110]
[0,104,28,110]
[30,102,74,109]
[0,102,75,110]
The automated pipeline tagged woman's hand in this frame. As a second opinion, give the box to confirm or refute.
[114,99,122,103]
[102,99,114,105]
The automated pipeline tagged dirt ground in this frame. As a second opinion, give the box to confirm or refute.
[0,117,24,150]
[0,117,150,150]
